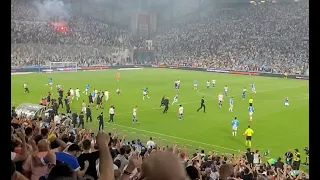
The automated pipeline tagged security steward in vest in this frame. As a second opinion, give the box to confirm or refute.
[292,148,301,170]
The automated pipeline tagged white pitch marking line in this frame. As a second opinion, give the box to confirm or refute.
[107,123,238,152]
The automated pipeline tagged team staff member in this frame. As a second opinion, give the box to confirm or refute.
[197,97,206,113]
[292,149,301,170]
[249,97,253,106]
[108,106,115,122]
[244,125,254,148]
[86,105,92,122]
[97,112,104,130]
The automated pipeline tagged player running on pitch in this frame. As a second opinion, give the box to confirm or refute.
[212,79,216,88]
[218,93,223,108]
[229,97,234,112]
[75,88,80,100]
[142,87,150,100]
[83,84,90,95]
[178,105,184,120]
[206,80,210,89]
[248,105,254,122]
[177,79,181,90]
[24,82,30,93]
[231,117,239,136]
[104,90,109,101]
[251,83,256,93]
[284,97,289,106]
[242,87,247,100]
[224,85,228,97]
[47,78,53,90]
[172,93,179,105]
[194,80,198,90]
[132,106,138,123]
[116,72,120,82]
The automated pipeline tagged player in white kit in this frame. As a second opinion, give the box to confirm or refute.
[132,106,138,123]
[218,93,223,108]
[178,105,184,120]
[81,100,86,113]
[75,88,80,100]
[212,80,216,88]
[104,90,109,101]
[224,85,228,97]
[206,80,210,89]
[94,89,98,100]
[70,88,75,101]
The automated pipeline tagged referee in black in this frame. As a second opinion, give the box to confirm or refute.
[197,96,206,113]
[159,95,166,108]
[163,97,169,113]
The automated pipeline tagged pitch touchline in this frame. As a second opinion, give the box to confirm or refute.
[115,84,308,116]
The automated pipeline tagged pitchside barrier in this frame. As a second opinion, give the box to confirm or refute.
[11,65,309,80]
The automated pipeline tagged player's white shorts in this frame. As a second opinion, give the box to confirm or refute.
[70,92,74,96]
[85,88,88,92]
[143,92,147,96]
[285,102,289,106]
[232,125,238,131]
[252,88,256,92]
[249,112,253,116]
[179,113,183,116]
[49,82,52,86]
[133,115,136,119]
[219,100,222,103]
[76,93,80,98]
[194,84,198,87]
[82,107,86,112]
[230,104,233,108]
[105,95,109,100]
[173,98,178,103]
[225,91,228,94]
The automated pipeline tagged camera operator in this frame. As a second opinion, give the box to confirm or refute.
[292,148,301,170]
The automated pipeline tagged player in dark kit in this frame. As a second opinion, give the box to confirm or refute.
[197,97,206,113]
[163,97,169,113]
[159,96,166,108]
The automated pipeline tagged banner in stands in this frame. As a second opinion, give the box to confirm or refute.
[206,68,229,73]
[81,66,109,70]
[230,70,259,76]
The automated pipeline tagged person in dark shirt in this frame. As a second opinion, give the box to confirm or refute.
[245,148,254,166]
[242,165,253,180]
[163,98,169,113]
[64,96,71,114]
[96,94,103,110]
[275,157,284,170]
[46,92,51,106]
[58,96,63,108]
[86,105,92,122]
[159,95,166,108]
[52,102,58,115]
[78,112,85,129]
[284,149,293,165]
[88,94,93,105]
[72,112,78,128]
[77,139,99,180]
[97,112,104,130]
[197,97,206,113]
[58,89,63,98]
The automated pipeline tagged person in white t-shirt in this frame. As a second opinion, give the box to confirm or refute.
[146,137,155,150]
[178,105,184,120]
[54,114,61,124]
[132,106,138,123]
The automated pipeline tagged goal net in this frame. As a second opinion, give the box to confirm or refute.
[48,62,78,73]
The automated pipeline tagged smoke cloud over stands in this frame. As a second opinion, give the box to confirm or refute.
[32,0,71,20]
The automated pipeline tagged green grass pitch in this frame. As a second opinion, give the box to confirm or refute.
[11,68,309,160]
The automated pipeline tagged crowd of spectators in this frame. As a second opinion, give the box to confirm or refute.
[11,0,308,75]
[154,1,309,74]
[11,110,309,180]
